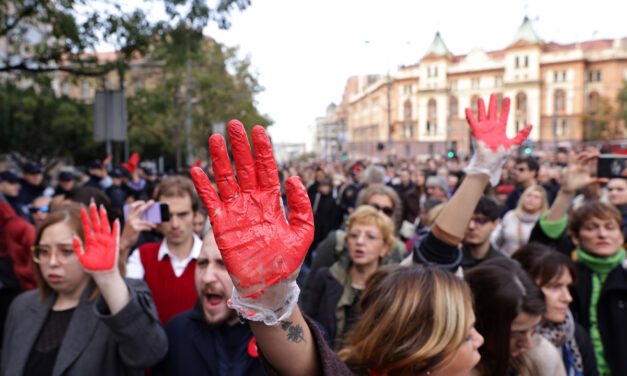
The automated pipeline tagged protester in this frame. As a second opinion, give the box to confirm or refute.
[465,258,566,376]
[17,161,47,210]
[1,203,167,375]
[124,176,202,324]
[459,196,505,270]
[150,232,265,375]
[192,206,209,239]
[189,120,484,376]
[606,177,627,237]
[512,243,599,376]
[491,185,548,256]
[502,157,539,216]
[29,196,51,228]
[529,150,627,375]
[303,205,396,349]
[0,170,22,215]
[425,175,449,202]
[54,170,77,199]
[339,163,363,217]
[301,184,407,304]
[309,174,343,261]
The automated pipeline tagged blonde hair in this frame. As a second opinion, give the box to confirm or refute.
[339,265,473,375]
[515,185,548,214]
[346,205,396,252]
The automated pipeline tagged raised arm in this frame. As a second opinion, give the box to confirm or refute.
[73,204,130,314]
[432,94,531,245]
[190,120,320,376]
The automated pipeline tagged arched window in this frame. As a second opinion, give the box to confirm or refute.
[587,91,600,114]
[515,92,527,116]
[554,90,566,113]
[470,95,479,115]
[404,100,412,119]
[449,96,458,118]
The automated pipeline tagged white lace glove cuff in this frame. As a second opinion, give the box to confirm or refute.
[228,279,300,326]
[464,139,516,186]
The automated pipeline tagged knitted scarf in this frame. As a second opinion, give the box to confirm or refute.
[576,247,626,376]
[537,310,583,376]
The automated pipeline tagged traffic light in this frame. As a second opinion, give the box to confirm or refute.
[342,154,348,161]
[524,147,532,154]
[447,149,455,158]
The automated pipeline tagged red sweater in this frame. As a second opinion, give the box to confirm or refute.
[0,201,36,290]
[139,242,197,325]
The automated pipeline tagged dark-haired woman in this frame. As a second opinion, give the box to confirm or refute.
[512,243,598,376]
[465,258,566,376]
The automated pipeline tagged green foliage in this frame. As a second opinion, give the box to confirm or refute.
[0,77,104,164]
[618,81,627,127]
[0,0,250,76]
[128,35,271,170]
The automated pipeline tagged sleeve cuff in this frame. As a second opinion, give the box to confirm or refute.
[538,211,568,239]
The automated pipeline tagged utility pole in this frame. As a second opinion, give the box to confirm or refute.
[185,58,193,166]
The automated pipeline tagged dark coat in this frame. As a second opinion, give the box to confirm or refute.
[150,301,265,376]
[569,261,627,376]
[302,267,345,347]
[1,279,168,376]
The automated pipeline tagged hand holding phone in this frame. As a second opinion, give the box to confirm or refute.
[597,154,627,178]
[123,202,170,224]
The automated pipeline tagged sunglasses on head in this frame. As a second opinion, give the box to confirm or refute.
[369,203,394,217]
[29,206,50,214]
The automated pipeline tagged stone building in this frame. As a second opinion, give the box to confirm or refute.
[344,17,627,159]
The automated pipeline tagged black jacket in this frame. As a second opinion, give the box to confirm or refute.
[569,261,627,376]
[150,301,265,376]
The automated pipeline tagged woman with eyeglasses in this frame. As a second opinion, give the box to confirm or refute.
[300,184,407,305]
[303,205,396,349]
[465,258,566,376]
[1,203,167,376]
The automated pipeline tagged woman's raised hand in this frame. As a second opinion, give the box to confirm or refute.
[464,94,533,186]
[73,203,119,273]
[191,120,314,325]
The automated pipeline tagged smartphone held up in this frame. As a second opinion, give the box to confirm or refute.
[123,202,170,224]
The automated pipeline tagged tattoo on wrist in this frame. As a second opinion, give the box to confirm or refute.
[280,320,306,343]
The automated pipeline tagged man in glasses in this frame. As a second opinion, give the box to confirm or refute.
[29,196,51,228]
[502,157,539,217]
[460,196,505,270]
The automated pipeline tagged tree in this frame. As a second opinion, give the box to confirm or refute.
[618,81,627,129]
[0,75,104,164]
[582,96,624,141]
[0,0,250,76]
[127,34,271,170]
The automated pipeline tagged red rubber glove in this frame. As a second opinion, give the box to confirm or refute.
[464,93,533,186]
[73,203,119,272]
[121,153,140,173]
[191,119,314,324]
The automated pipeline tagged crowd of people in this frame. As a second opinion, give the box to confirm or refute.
[0,98,625,376]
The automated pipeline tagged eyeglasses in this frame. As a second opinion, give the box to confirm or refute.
[29,206,50,214]
[31,244,76,264]
[469,216,490,225]
[368,203,394,217]
[347,231,382,242]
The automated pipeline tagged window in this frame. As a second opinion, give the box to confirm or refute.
[496,93,503,113]
[515,56,520,68]
[554,90,566,112]
[596,70,602,81]
[524,56,529,67]
[587,91,600,113]
[403,122,414,138]
[81,81,90,99]
[562,71,567,81]
[427,66,431,77]
[427,98,437,136]
[561,119,567,136]
[471,78,480,89]
[554,71,559,82]
[470,95,479,115]
[450,80,458,90]
[516,92,527,116]
[588,71,594,82]
[62,82,70,96]
[428,98,437,119]
[404,100,412,119]
[495,76,503,87]
[426,120,431,134]
[434,66,438,77]
[449,96,458,118]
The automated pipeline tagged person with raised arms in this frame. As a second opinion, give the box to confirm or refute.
[189,94,530,375]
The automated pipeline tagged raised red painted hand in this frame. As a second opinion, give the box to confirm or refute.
[465,94,531,152]
[121,152,140,173]
[191,120,314,299]
[73,203,119,271]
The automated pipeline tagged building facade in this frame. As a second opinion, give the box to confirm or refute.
[343,18,627,160]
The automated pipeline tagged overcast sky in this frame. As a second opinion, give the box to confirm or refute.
[198,0,626,144]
